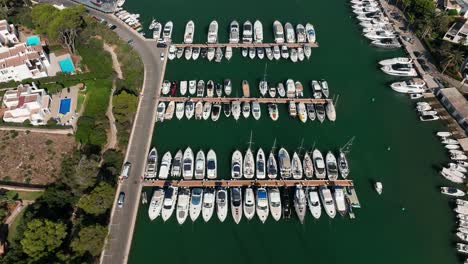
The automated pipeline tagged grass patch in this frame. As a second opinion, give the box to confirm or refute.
[77,92,86,113]
[17,191,43,201]
[7,204,27,243]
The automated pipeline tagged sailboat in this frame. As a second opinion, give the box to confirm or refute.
[338,137,354,179]
[303,151,314,178]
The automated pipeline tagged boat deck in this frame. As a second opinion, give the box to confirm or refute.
[345,186,361,208]
[142,179,353,187]
[173,43,319,48]
[159,97,331,104]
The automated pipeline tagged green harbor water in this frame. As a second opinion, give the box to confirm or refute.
[125,0,459,263]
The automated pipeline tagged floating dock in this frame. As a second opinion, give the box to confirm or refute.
[173,43,319,48]
[142,179,353,187]
[159,97,331,104]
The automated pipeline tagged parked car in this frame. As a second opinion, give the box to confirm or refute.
[160,52,165,61]
[121,162,131,179]
[127,39,134,46]
[117,192,126,208]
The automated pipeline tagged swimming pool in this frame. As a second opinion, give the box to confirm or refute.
[59,98,71,115]
[26,36,40,46]
[58,58,75,73]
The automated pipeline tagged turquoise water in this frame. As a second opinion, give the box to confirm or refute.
[58,58,75,73]
[124,0,459,263]
[25,35,40,46]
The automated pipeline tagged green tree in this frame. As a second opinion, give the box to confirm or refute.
[442,48,465,74]
[20,219,67,261]
[70,224,107,257]
[77,182,114,215]
[47,5,86,54]
[31,4,58,34]
[63,155,100,195]
[113,91,138,123]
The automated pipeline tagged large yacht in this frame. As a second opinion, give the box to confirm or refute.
[243,187,256,220]
[242,20,253,43]
[256,187,269,223]
[229,20,240,43]
[231,187,243,224]
[161,186,178,221]
[183,147,194,180]
[184,20,195,44]
[207,20,218,44]
[285,22,296,43]
[144,147,158,179]
[294,185,307,224]
[278,147,291,179]
[176,188,190,224]
[189,188,203,222]
[268,188,282,221]
[216,188,228,222]
[273,20,285,43]
[148,188,164,220]
[390,79,426,93]
[381,63,418,77]
[231,150,243,179]
[254,20,263,43]
[306,187,321,219]
[319,186,336,219]
[313,149,326,179]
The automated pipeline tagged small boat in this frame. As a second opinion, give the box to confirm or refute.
[338,151,350,178]
[286,79,295,98]
[184,20,195,44]
[243,187,256,220]
[158,151,172,179]
[285,22,296,43]
[303,152,314,178]
[334,187,347,216]
[292,152,303,179]
[273,45,281,60]
[215,47,223,62]
[254,20,263,43]
[259,81,268,96]
[256,148,266,179]
[176,188,190,224]
[312,80,322,99]
[325,152,339,180]
[225,46,233,60]
[320,80,329,98]
[202,102,212,120]
[188,80,196,95]
[269,188,282,221]
[229,20,240,43]
[256,187,269,223]
[437,131,452,137]
[231,150,243,179]
[273,20,285,43]
[192,47,200,60]
[171,150,183,178]
[194,150,206,180]
[446,144,460,150]
[282,188,292,219]
[152,22,162,40]
[306,23,316,43]
[161,186,178,221]
[313,149,326,179]
[381,63,418,77]
[268,85,276,98]
[211,103,221,121]
[440,187,465,197]
[298,102,307,123]
[144,147,158,179]
[289,101,297,117]
[197,80,205,97]
[207,47,215,61]
[295,81,304,97]
[268,103,279,121]
[304,45,311,59]
[420,115,440,122]
[195,101,203,120]
[224,79,232,95]
[176,48,183,59]
[216,188,228,222]
[375,182,383,194]
[180,81,188,96]
[319,186,336,218]
[296,24,306,43]
[161,80,171,95]
[306,103,316,121]
[207,20,218,44]
[223,103,231,117]
[442,138,458,145]
[189,188,203,221]
[257,47,265,59]
[277,82,286,97]
[206,149,217,179]
[326,101,336,122]
[449,163,467,173]
[315,104,326,123]
[242,47,248,57]
[231,187,243,224]
[252,102,261,120]
[249,47,256,59]
[265,47,273,60]
[294,185,307,224]
[306,187,321,219]
[267,151,278,179]
[457,232,468,242]
[242,80,250,97]
[185,101,194,120]
[148,188,164,220]
[290,48,298,62]
[206,80,214,97]
[232,101,241,120]
[200,48,207,58]
[244,148,255,179]
[242,20,253,43]
[164,101,175,120]
[156,102,165,122]
[202,189,215,222]
[297,47,305,61]
[371,38,401,49]
[183,147,194,180]
[278,148,291,179]
[457,243,468,254]
[379,57,412,66]
[162,21,173,41]
[168,45,176,60]
[281,45,289,59]
[242,102,251,118]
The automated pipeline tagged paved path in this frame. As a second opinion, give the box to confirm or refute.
[103,44,121,150]
[0,126,73,135]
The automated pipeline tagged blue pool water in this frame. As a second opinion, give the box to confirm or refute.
[26,36,40,46]
[59,58,75,73]
[59,98,71,114]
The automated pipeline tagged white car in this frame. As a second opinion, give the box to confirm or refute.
[160,52,165,61]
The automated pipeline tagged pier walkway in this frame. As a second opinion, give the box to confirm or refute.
[159,97,331,104]
[142,179,353,187]
[173,43,319,48]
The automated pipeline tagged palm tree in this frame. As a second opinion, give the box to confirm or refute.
[442,49,465,74]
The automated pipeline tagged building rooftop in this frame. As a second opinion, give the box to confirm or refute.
[438,87,468,119]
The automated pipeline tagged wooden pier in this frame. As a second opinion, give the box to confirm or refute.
[159,97,331,104]
[173,43,319,48]
[142,179,353,187]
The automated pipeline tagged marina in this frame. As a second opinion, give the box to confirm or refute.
[158,97,330,104]
[172,43,319,48]
[142,179,353,187]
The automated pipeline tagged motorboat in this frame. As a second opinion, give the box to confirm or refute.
[202,102,212,120]
[304,45,312,59]
[229,20,240,43]
[180,81,188,96]
[145,147,158,179]
[259,80,268,96]
[176,188,190,224]
[242,47,248,57]
[334,187,347,216]
[381,63,418,77]
[320,79,329,98]
[282,188,292,219]
[296,24,306,43]
[242,20,253,43]
[156,102,165,122]
[188,80,196,95]
[319,186,336,218]
[267,151,278,179]
[257,187,269,223]
[449,162,467,173]
[215,47,223,62]
[257,49,265,60]
[371,38,401,49]
[375,181,383,194]
[269,188,282,221]
[437,131,452,137]
[183,147,194,180]
[252,102,261,120]
[277,82,286,97]
[452,154,468,161]
[313,149,326,179]
[231,187,243,224]
[244,148,255,179]
[306,187,321,219]
[294,185,307,224]
[202,189,215,222]
[207,47,215,61]
[457,243,468,254]
[161,80,171,95]
[161,186,178,221]
[192,47,200,60]
[197,80,205,97]
[440,167,465,183]
[232,101,241,120]
[315,104,326,123]
[176,47,183,59]
[243,187,256,220]
[224,79,232,95]
[306,103,316,121]
[148,188,164,220]
[326,152,339,180]
[379,57,412,66]
[223,103,231,117]
[152,22,162,40]
[158,151,172,179]
[185,101,194,120]
[457,232,468,242]
[364,30,396,40]
[206,149,217,179]
[292,152,303,179]
[273,45,281,60]
[216,188,228,222]
[298,47,305,61]
[195,101,203,120]
[353,6,380,15]
[242,80,250,97]
[242,102,251,118]
[189,188,203,221]
[338,151,350,178]
[281,45,289,59]
[326,101,336,122]
[295,81,304,97]
[442,138,459,145]
[303,152,314,178]
[256,148,266,179]
[268,84,276,97]
[298,102,307,123]
[207,20,218,44]
[440,187,465,197]
[290,48,298,62]
[171,150,183,178]
[273,20,285,43]
[420,115,439,122]
[249,47,256,59]
[265,47,273,60]
[211,103,221,121]
[231,150,243,179]
[390,79,426,93]
[165,101,175,120]
[254,20,263,43]
[268,103,279,121]
[286,79,295,98]
[306,23,316,43]
[225,46,233,60]
[279,147,291,179]
[184,20,195,44]
[215,82,222,97]
[285,22,296,43]
[162,21,173,41]
[194,150,206,180]
[312,80,322,99]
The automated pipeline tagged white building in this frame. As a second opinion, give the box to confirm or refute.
[0,20,18,47]
[443,20,468,45]
[2,83,51,125]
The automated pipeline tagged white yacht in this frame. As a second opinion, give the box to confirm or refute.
[171,150,183,178]
[185,101,194,120]
[206,149,217,179]
[390,79,426,93]
[286,79,295,98]
[334,187,347,216]
[190,188,203,222]
[440,187,465,197]
[338,151,349,179]
[316,103,326,123]
[306,187,321,219]
[319,186,336,219]
[216,188,228,222]
[195,101,203,120]
[256,187,269,223]
[194,150,206,180]
[244,187,256,220]
[152,22,162,40]
[242,101,251,118]
[277,82,286,97]
[312,80,322,99]
[285,22,296,43]
[158,151,172,179]
[229,20,240,43]
[242,20,253,43]
[259,80,268,96]
[326,101,336,122]
[379,57,412,66]
[292,152,303,179]
[231,150,243,179]
[290,48,298,62]
[156,102,165,122]
[252,101,261,120]
[265,47,273,60]
[231,187,243,224]
[225,46,233,60]
[296,24,306,43]
[202,189,215,222]
[176,188,190,224]
[249,47,256,59]
[294,185,307,224]
[224,79,232,95]
[202,102,212,120]
[164,101,175,120]
[375,182,383,194]
[326,151,339,180]
[188,80,196,95]
[267,151,278,179]
[184,20,195,44]
[371,38,401,49]
[304,45,312,59]
[298,102,307,123]
[313,149,326,179]
[184,47,192,60]
[320,79,329,98]
[273,20,285,43]
[278,147,291,179]
[232,101,241,120]
[244,148,255,179]
[180,81,188,96]
[256,148,266,179]
[144,147,158,179]
[273,45,281,60]
[162,21,173,41]
[281,45,289,59]
[183,147,194,180]
[305,23,316,43]
[381,63,418,77]
[207,47,215,61]
[254,20,263,43]
[364,30,396,40]
[306,103,316,121]
[148,188,164,220]
[207,20,218,44]
[268,188,282,221]
[268,84,276,97]
[192,47,200,60]
[303,152,314,178]
[161,186,178,221]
